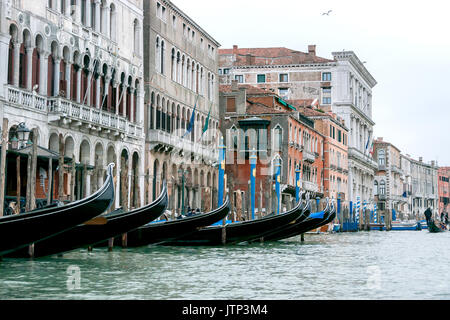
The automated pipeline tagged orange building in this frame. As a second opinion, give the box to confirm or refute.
[290,102,349,206]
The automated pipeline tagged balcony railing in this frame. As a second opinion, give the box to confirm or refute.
[302,181,319,193]
[303,150,316,163]
[6,85,143,140]
[391,165,402,174]
[147,129,219,162]
[348,147,378,169]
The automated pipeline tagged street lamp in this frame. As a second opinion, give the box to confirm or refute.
[178,167,188,216]
[16,122,31,149]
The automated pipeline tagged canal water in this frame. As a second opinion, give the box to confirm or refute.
[0,230,449,300]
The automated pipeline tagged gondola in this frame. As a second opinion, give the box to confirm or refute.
[163,199,304,246]
[424,208,447,233]
[110,196,231,247]
[426,219,447,233]
[0,163,115,257]
[263,198,334,242]
[6,183,168,258]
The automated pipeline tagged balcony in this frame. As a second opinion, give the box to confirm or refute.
[377,194,387,201]
[147,129,219,163]
[348,147,378,170]
[6,85,143,140]
[391,165,402,174]
[302,181,319,193]
[303,150,316,163]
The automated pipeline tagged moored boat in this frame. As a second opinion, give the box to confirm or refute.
[111,196,231,247]
[163,200,304,246]
[0,163,115,257]
[424,207,447,233]
[261,198,333,242]
[6,183,168,258]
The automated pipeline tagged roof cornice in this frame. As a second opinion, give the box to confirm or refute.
[332,51,377,88]
[162,0,221,47]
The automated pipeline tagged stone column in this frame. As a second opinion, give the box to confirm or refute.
[130,87,135,122]
[86,0,92,28]
[86,69,93,106]
[115,82,120,115]
[65,59,72,99]
[39,51,49,96]
[95,0,101,33]
[104,5,110,37]
[13,41,21,87]
[54,58,61,96]
[26,47,34,91]
[0,34,11,98]
[76,67,82,103]
[65,0,71,17]
[95,74,101,108]
[76,0,82,24]
[122,84,128,118]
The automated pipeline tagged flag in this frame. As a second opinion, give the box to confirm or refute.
[365,132,372,153]
[202,104,211,135]
[183,95,198,138]
[369,140,374,156]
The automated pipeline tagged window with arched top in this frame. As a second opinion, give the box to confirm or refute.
[160,40,165,74]
[374,180,378,195]
[378,149,385,166]
[379,180,386,195]
[155,37,160,72]
[273,125,282,153]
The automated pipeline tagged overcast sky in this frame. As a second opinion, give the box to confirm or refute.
[172,0,450,166]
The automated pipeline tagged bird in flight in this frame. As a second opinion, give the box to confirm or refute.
[322,10,332,15]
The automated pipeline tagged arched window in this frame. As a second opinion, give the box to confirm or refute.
[378,149,385,166]
[273,125,282,152]
[171,48,175,80]
[160,40,165,74]
[155,37,160,72]
[380,180,386,195]
[374,180,378,195]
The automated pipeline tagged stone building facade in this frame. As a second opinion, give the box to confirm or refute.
[0,0,145,211]
[143,0,221,215]
[373,138,407,224]
[218,44,377,212]
[399,153,439,220]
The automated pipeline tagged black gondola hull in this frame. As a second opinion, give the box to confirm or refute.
[263,204,334,241]
[164,201,304,246]
[0,164,115,256]
[113,197,231,247]
[6,184,168,258]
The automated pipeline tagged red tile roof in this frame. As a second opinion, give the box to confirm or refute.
[219,47,334,66]
[219,84,270,95]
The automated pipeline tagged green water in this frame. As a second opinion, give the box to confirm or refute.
[1,230,449,300]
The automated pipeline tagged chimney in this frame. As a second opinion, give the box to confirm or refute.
[245,53,254,65]
[233,45,238,54]
[308,45,316,56]
[431,160,435,167]
[378,137,383,141]
[419,157,423,162]
[231,79,238,92]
